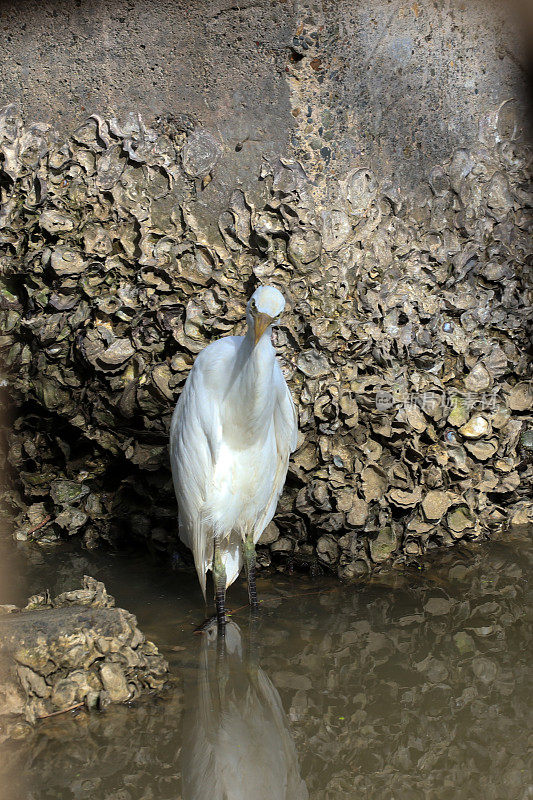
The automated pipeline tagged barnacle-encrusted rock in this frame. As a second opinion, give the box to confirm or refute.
[0,577,169,736]
[0,103,531,577]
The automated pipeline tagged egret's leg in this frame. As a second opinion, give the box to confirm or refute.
[243,535,259,611]
[213,542,227,635]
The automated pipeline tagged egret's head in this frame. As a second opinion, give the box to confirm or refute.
[247,285,285,346]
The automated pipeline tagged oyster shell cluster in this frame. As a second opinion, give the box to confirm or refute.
[0,575,168,737]
[0,103,531,577]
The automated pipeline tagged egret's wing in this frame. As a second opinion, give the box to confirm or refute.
[254,362,297,540]
[273,360,298,453]
[170,347,223,599]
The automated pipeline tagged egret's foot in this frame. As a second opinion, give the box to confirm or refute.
[194,614,226,637]
[194,615,218,633]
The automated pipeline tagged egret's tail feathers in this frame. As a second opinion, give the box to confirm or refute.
[220,535,242,590]
[188,520,209,604]
[196,563,208,604]
[189,523,243,599]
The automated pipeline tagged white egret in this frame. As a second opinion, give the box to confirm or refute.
[169,285,297,631]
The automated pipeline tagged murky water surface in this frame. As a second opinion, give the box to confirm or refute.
[0,532,531,800]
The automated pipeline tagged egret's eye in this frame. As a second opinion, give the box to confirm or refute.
[250,298,256,311]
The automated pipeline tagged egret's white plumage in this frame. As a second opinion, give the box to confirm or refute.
[170,285,297,600]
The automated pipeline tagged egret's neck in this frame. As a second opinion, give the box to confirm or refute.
[225,329,275,442]
[240,327,275,406]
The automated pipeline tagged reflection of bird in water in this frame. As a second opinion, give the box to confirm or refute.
[170,285,298,632]
[181,620,308,800]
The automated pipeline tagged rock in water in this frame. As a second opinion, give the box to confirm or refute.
[0,577,169,740]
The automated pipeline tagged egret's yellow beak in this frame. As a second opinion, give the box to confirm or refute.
[254,312,274,346]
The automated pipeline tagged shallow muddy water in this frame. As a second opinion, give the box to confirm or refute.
[0,531,531,800]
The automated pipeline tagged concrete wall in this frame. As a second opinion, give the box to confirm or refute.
[292,0,532,193]
[0,0,530,210]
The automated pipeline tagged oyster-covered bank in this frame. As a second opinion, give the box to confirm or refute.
[0,104,532,578]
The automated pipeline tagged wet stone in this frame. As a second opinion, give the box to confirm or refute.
[0,577,168,729]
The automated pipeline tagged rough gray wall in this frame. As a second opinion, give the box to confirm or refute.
[0,0,530,211]
[0,0,296,228]
[291,0,531,194]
